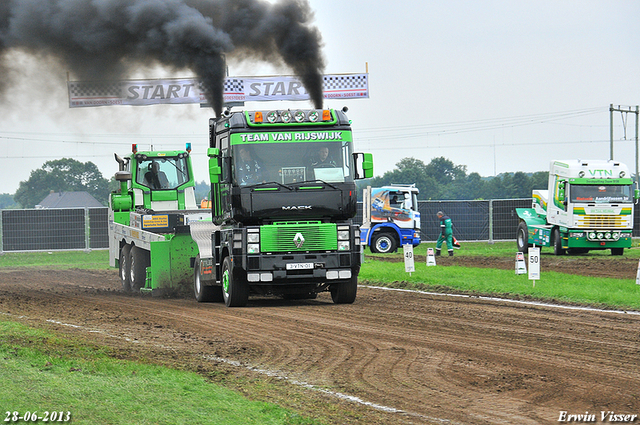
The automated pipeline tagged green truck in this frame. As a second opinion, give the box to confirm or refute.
[109,107,373,306]
[516,159,637,255]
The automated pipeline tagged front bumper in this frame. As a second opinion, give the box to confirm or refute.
[242,250,361,284]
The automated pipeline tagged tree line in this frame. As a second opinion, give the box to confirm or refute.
[360,156,549,200]
[5,156,548,209]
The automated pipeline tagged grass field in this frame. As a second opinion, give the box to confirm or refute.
[361,241,640,310]
[0,320,318,425]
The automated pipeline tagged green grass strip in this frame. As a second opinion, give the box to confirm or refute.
[0,250,109,269]
[359,259,640,310]
[366,240,640,259]
[0,320,318,425]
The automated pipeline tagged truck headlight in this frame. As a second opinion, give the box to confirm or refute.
[338,230,350,240]
[247,243,260,254]
[338,241,350,251]
[247,233,260,243]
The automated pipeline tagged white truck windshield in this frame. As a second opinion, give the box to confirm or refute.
[570,184,633,204]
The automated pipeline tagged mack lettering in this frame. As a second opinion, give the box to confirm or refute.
[282,206,312,211]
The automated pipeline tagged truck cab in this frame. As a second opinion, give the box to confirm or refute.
[516,159,636,256]
[195,108,374,306]
[360,184,421,253]
[109,144,211,294]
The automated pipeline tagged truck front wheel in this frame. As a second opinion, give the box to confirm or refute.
[516,222,530,253]
[221,256,249,307]
[371,232,397,254]
[330,275,358,304]
[119,244,132,292]
[553,228,566,256]
[194,256,223,302]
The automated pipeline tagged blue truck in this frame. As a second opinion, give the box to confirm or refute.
[360,184,421,253]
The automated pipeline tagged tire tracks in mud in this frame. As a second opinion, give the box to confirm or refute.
[1,268,640,424]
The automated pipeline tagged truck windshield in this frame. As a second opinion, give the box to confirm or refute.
[232,141,354,186]
[136,157,190,190]
[570,184,633,204]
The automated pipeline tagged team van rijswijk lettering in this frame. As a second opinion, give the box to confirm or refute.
[558,410,638,422]
[239,132,344,143]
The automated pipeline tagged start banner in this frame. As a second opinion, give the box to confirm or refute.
[67,73,369,108]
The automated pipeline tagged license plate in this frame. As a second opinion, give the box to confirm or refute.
[286,262,314,270]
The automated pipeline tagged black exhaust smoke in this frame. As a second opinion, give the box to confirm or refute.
[0,0,325,116]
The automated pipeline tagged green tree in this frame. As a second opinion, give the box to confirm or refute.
[14,158,109,208]
[424,157,467,186]
[0,193,18,209]
[531,171,549,190]
[369,157,442,199]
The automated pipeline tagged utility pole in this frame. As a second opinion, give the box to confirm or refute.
[609,104,639,191]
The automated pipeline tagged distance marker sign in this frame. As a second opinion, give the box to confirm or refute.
[528,247,540,282]
[403,244,415,273]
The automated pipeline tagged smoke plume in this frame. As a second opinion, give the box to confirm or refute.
[0,0,325,116]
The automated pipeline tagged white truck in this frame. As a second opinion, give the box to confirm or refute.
[516,159,637,255]
[360,184,421,253]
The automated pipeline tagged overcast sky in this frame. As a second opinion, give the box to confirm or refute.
[1,0,639,194]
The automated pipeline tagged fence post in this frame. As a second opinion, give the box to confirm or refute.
[0,210,3,254]
[488,199,494,244]
[84,208,91,252]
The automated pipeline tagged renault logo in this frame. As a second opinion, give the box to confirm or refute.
[293,232,305,248]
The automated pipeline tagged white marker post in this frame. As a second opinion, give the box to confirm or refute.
[403,244,415,275]
[426,247,437,266]
[636,258,640,285]
[528,246,540,287]
[515,252,527,275]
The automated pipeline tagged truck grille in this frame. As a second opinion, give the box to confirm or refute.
[575,215,629,228]
[260,222,337,252]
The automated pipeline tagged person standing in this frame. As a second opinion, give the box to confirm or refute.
[436,211,454,256]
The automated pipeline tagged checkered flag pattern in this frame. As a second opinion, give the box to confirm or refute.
[224,78,244,94]
[323,74,368,91]
[68,81,122,99]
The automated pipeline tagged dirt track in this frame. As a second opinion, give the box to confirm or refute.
[1,263,639,424]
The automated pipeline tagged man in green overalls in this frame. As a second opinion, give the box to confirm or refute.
[436,211,454,256]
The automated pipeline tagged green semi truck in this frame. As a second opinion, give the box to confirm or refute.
[516,159,637,256]
[109,107,373,306]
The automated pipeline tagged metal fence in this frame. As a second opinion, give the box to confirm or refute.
[0,207,109,252]
[1,199,639,251]
[355,198,640,242]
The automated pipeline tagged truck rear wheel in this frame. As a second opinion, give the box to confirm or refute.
[330,275,358,304]
[553,228,566,256]
[371,232,397,254]
[516,222,530,253]
[221,256,249,307]
[194,256,223,302]
[119,244,132,292]
[130,246,150,291]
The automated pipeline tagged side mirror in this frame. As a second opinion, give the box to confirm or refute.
[353,152,374,180]
[207,148,222,183]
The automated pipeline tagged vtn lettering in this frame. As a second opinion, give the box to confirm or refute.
[588,169,613,177]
